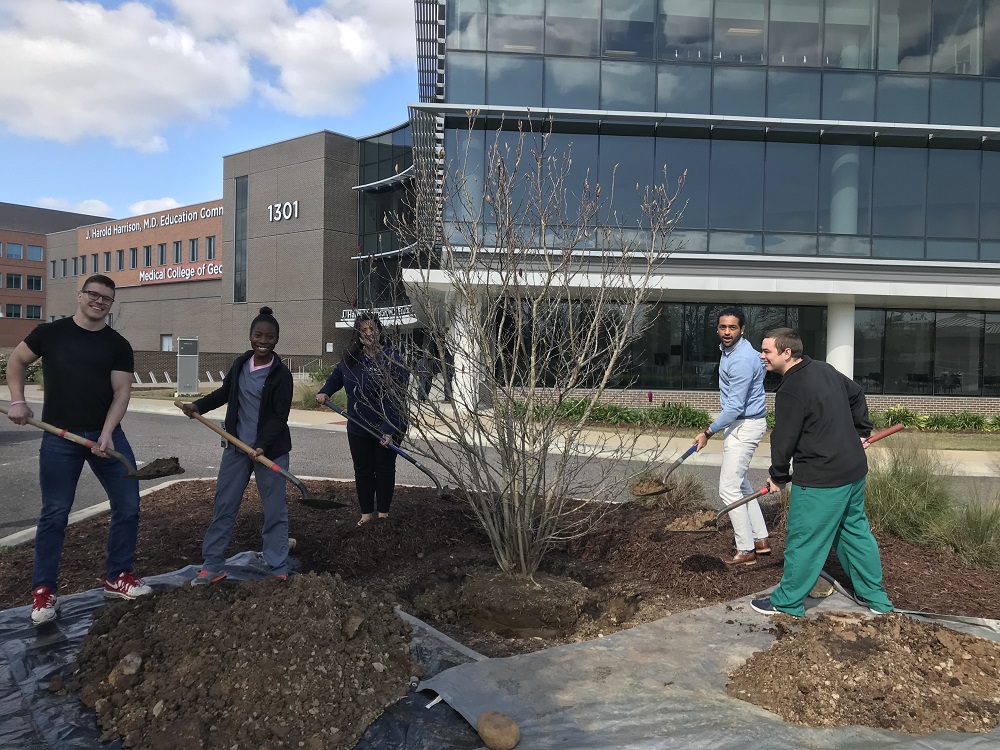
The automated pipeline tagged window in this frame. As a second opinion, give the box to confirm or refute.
[91,253,98,273]
[5,304,22,318]
[714,0,767,65]
[600,60,655,111]
[927,149,979,238]
[545,57,600,109]
[447,0,486,51]
[143,245,152,268]
[189,238,199,262]
[158,243,167,266]
[709,139,764,230]
[173,241,182,264]
[822,71,875,120]
[130,247,138,269]
[487,0,543,54]
[50,261,56,278]
[235,175,248,303]
[61,259,68,277]
[27,275,42,291]
[6,273,21,289]
[767,69,821,118]
[658,0,711,62]
[931,0,981,75]
[446,51,486,104]
[876,75,929,123]
[713,66,766,116]
[603,0,655,59]
[878,0,931,72]
[6,243,22,259]
[72,257,79,276]
[769,0,820,67]
[764,141,819,232]
[103,251,111,272]
[27,245,43,261]
[487,53,542,106]
[657,63,711,114]
[819,142,873,235]
[884,311,935,393]
[80,255,87,274]
[655,135,709,228]
[116,249,125,271]
[160,334,173,352]
[546,0,599,56]
[598,132,654,227]
[824,0,875,69]
[930,77,981,126]
[26,305,42,320]
[205,235,216,261]
[872,147,927,237]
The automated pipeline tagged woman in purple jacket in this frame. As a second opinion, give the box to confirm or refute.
[317,313,409,525]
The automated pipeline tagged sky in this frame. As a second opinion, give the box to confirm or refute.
[0,0,418,219]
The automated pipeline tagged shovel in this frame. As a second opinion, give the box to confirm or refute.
[0,404,184,480]
[174,400,313,505]
[666,424,905,536]
[321,400,445,494]
[630,444,697,498]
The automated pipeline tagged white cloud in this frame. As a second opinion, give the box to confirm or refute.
[36,196,112,216]
[129,197,181,215]
[0,0,416,149]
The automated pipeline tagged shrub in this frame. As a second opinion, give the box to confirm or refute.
[927,501,1000,570]
[548,398,710,429]
[864,437,951,542]
[868,409,888,430]
[0,353,42,383]
[988,415,1000,433]
[310,363,335,384]
[297,384,346,410]
[881,405,927,429]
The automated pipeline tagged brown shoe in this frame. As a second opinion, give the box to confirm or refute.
[723,550,757,566]
[754,538,771,555]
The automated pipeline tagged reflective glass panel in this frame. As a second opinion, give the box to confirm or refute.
[712,67,765,116]
[709,231,763,253]
[714,0,767,65]
[6,243,22,259]
[822,72,875,120]
[884,311,935,395]
[764,141,819,232]
[631,303,685,388]
[926,239,978,261]
[26,245,43,261]
[819,235,871,256]
[935,312,983,395]
[986,0,1000,77]
[539,130,600,226]
[655,135,709,228]
[984,81,1000,127]
[878,0,931,72]
[983,152,1000,240]
[601,60,656,111]
[767,69,820,119]
[683,303,727,388]
[598,132,655,226]
[709,139,764,230]
[981,241,1000,261]
[764,233,817,255]
[876,75,929,123]
[818,143,873,235]
[930,77,981,126]
[545,58,600,109]
[443,128,486,225]
[546,0,600,56]
[657,0,711,62]
[603,0,656,59]
[487,0,544,53]
[769,0,820,67]
[872,237,924,258]
[872,147,926,236]
[670,229,708,252]
[447,0,486,50]
[854,309,885,393]
[926,149,979,238]
[657,64,711,114]
[789,306,828,366]
[824,0,876,69]
[983,313,1000,395]
[446,51,486,104]
[487,54,543,106]
[931,0,981,75]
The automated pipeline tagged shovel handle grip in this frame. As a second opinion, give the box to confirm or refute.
[716,486,770,520]
[866,423,904,445]
[0,404,135,472]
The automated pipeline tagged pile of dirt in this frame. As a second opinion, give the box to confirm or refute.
[728,613,1000,734]
[665,510,717,531]
[69,573,417,749]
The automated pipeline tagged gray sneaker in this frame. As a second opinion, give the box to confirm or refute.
[191,569,227,586]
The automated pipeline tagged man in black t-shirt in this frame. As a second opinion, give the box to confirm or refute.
[6,274,152,626]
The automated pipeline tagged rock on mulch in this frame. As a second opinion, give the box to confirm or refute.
[727,612,1000,734]
[70,573,418,750]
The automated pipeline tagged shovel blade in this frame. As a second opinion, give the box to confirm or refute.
[130,457,185,480]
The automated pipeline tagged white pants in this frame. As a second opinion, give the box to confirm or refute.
[719,417,768,552]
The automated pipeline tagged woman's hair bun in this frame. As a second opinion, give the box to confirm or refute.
[259,306,273,315]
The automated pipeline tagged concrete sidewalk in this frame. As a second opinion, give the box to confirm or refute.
[4,383,999,478]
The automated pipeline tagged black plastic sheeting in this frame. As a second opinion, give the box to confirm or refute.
[0,552,484,750]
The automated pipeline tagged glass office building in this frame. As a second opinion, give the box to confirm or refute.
[402,0,1000,400]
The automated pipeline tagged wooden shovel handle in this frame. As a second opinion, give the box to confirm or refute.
[0,404,135,472]
[173,399,268,464]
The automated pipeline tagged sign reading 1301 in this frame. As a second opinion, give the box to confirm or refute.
[267,200,300,222]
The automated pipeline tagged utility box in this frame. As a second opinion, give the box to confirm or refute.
[176,337,200,396]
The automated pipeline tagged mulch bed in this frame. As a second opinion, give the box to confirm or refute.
[0,479,997,657]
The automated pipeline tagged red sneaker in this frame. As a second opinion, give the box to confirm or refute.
[31,586,58,625]
[104,572,152,600]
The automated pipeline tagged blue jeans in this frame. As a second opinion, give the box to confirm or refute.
[202,447,289,577]
[34,429,141,591]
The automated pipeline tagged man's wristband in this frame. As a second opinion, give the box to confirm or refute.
[703,429,713,439]
[9,400,26,407]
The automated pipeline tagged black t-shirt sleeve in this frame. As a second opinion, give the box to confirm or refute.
[22,321,50,357]
[110,331,135,374]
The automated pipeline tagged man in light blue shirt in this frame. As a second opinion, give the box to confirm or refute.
[691,307,769,565]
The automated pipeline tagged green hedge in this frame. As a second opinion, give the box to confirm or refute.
[0,354,42,383]
[547,398,711,429]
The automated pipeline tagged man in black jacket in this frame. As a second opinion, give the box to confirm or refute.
[750,327,893,618]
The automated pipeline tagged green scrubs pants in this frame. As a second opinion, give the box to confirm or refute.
[770,477,893,617]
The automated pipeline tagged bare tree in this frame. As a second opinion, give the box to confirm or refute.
[385,116,686,577]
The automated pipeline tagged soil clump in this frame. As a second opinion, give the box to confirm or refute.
[728,613,1000,734]
[665,510,717,531]
[70,572,414,749]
